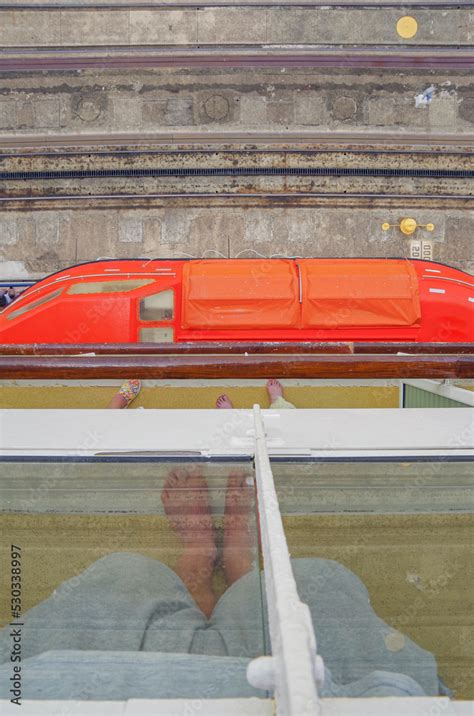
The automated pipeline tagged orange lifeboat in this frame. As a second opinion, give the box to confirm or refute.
[0,258,472,345]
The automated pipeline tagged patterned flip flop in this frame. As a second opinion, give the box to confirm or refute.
[117,379,142,407]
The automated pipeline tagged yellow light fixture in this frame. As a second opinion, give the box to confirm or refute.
[400,217,418,235]
[396,16,418,39]
[382,218,435,236]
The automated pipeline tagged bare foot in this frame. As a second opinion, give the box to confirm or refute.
[223,471,255,587]
[266,378,284,404]
[162,468,217,617]
[162,468,216,549]
[216,393,233,409]
[107,379,141,409]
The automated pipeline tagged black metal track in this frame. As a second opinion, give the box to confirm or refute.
[1,166,473,181]
[1,52,472,72]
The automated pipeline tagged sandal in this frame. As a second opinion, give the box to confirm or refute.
[117,379,142,407]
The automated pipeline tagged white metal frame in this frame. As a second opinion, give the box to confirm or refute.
[400,378,474,407]
[247,405,323,715]
[1,408,473,458]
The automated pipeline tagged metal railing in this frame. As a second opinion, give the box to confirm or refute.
[248,405,323,715]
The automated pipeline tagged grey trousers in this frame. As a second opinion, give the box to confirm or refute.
[0,554,439,700]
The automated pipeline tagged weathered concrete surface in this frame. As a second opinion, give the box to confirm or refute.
[0,68,472,135]
[1,69,472,277]
[1,175,471,201]
[0,207,472,278]
[0,6,472,46]
[2,148,471,172]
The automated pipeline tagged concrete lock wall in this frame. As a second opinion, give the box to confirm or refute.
[0,13,473,280]
[0,69,473,135]
[0,6,473,48]
[0,208,473,279]
[0,66,473,279]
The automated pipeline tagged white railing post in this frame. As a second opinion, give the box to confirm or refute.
[399,379,405,408]
[247,405,323,716]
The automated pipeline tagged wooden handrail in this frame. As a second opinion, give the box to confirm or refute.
[354,343,474,355]
[0,354,472,379]
[0,341,353,355]
[0,342,472,356]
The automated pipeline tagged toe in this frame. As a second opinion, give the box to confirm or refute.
[169,471,180,484]
[174,468,190,485]
[165,470,182,489]
[228,470,247,488]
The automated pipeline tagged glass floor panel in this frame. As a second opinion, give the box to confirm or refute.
[273,459,474,700]
[0,459,267,701]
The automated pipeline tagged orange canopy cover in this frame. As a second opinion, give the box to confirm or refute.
[182,259,421,330]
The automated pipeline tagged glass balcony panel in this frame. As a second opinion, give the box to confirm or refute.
[0,459,267,701]
[272,458,474,700]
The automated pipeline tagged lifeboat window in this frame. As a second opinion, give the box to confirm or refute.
[6,288,63,321]
[139,289,174,321]
[67,279,153,294]
[139,327,174,343]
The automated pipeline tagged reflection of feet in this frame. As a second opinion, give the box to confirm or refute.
[107,379,141,409]
[161,468,217,617]
[266,378,283,403]
[162,468,216,554]
[216,393,233,409]
[223,472,255,587]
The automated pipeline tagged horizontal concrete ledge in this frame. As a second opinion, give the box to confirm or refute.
[1,195,471,212]
[1,354,473,379]
[1,131,473,151]
[0,6,473,47]
[1,187,471,199]
[3,1,474,6]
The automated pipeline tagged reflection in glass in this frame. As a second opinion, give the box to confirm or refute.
[272,459,474,700]
[2,457,471,702]
[0,461,266,701]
